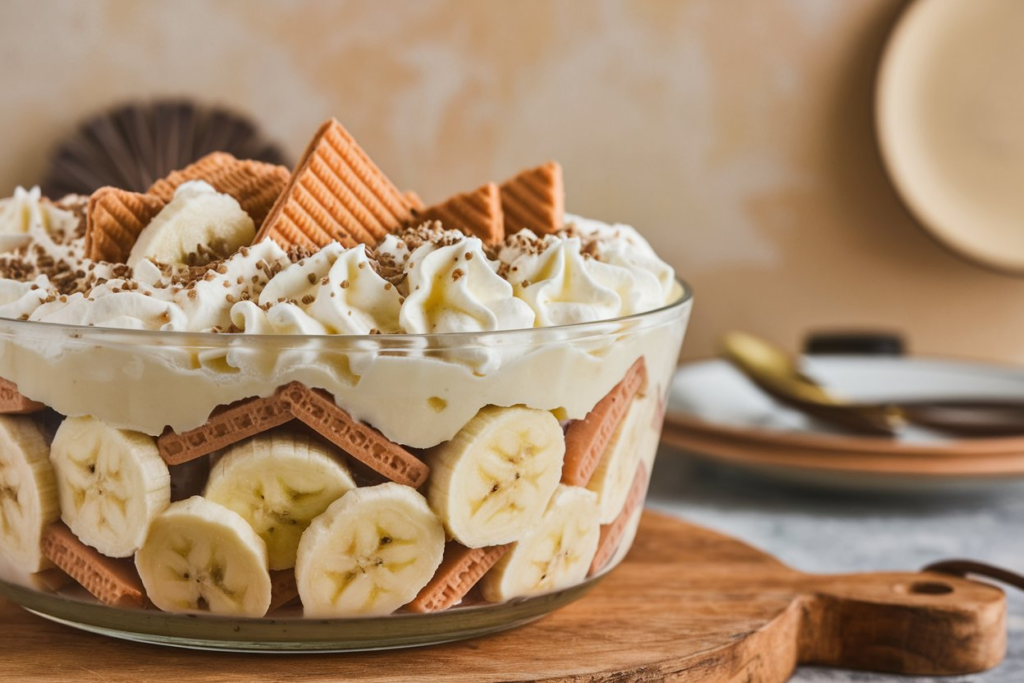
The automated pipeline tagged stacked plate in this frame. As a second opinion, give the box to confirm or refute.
[663,356,1024,492]
[664,0,1024,493]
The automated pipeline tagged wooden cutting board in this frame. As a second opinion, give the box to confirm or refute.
[0,511,1006,682]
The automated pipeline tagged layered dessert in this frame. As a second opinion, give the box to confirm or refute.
[0,118,689,619]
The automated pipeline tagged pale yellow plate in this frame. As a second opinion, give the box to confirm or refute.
[877,0,1024,274]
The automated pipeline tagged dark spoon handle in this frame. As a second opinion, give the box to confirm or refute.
[896,402,1024,437]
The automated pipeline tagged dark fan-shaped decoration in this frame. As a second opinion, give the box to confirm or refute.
[41,100,290,197]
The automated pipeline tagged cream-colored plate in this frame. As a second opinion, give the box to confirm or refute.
[663,357,1024,493]
[877,0,1024,274]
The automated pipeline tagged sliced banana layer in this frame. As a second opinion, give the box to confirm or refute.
[295,483,444,617]
[136,496,272,617]
[0,416,60,572]
[479,484,600,603]
[204,432,356,570]
[127,180,255,267]
[587,394,656,524]
[50,416,170,558]
[427,406,564,548]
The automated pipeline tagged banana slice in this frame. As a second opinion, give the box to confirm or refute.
[136,496,272,617]
[49,416,170,558]
[479,484,600,603]
[204,432,356,570]
[0,416,60,572]
[427,406,564,548]
[295,483,444,617]
[127,181,255,268]
[586,394,654,524]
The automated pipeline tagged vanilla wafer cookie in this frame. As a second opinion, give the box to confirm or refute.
[254,119,417,250]
[148,152,235,199]
[148,152,290,228]
[280,382,430,488]
[41,522,146,607]
[269,569,300,612]
[412,182,504,245]
[561,357,648,487]
[589,461,648,576]
[0,378,44,414]
[156,393,293,465]
[148,152,288,226]
[406,542,510,613]
[500,161,564,235]
[85,187,167,263]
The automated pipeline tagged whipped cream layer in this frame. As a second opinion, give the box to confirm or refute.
[0,186,688,447]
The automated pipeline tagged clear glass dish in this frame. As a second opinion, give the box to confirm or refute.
[0,284,691,652]
[0,574,600,652]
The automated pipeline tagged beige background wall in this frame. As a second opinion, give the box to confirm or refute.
[3,0,1024,362]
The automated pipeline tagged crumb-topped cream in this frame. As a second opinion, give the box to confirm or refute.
[0,183,686,448]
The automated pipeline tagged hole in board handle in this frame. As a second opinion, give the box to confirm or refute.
[910,581,954,595]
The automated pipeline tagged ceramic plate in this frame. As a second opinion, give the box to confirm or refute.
[876,0,1024,274]
[663,356,1024,492]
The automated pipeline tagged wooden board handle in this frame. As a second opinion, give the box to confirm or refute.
[797,571,1006,675]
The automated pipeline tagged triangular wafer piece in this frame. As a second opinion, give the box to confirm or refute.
[85,187,167,263]
[147,152,290,228]
[41,522,146,607]
[561,357,648,487]
[0,377,45,414]
[406,543,510,613]
[500,161,564,235]
[412,182,504,245]
[589,462,648,576]
[254,119,417,251]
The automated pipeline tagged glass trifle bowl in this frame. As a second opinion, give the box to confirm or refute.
[0,117,690,651]
[0,287,689,650]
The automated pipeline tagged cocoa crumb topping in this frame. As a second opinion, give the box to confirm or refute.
[286,246,313,263]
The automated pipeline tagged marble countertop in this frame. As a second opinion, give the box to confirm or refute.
[647,447,1024,683]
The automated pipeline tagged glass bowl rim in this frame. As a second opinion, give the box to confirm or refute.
[0,279,691,346]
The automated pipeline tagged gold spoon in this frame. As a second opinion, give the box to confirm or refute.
[722,332,900,436]
[722,332,1024,437]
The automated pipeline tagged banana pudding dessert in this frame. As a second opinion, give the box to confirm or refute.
[0,118,689,619]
